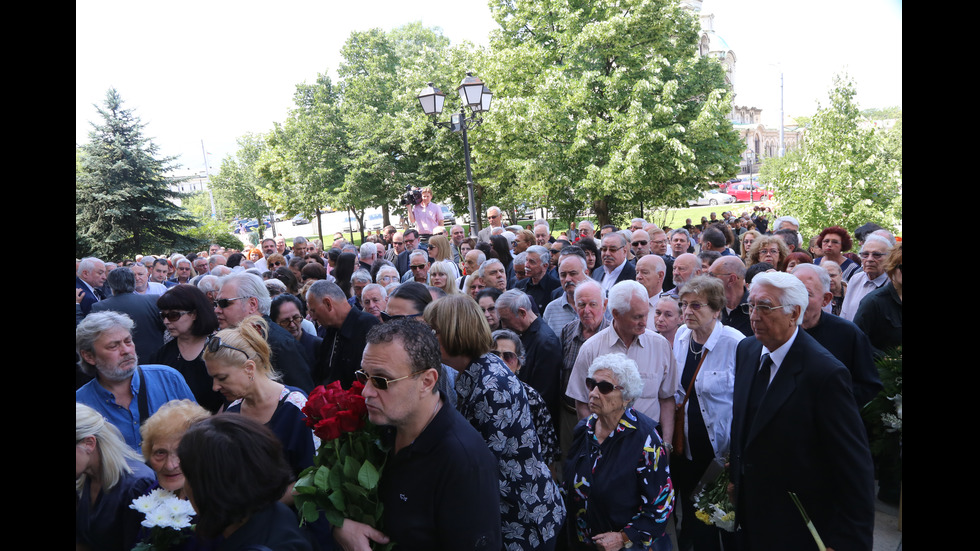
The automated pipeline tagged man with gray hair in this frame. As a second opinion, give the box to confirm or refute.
[76,311,195,451]
[496,289,563,430]
[793,264,882,406]
[668,228,693,259]
[533,222,552,246]
[91,267,166,361]
[515,245,560,314]
[358,242,377,272]
[730,271,874,550]
[480,258,508,292]
[630,218,647,232]
[577,220,595,242]
[170,258,194,284]
[593,232,636,294]
[478,206,505,243]
[839,234,893,321]
[709,255,752,337]
[76,257,107,316]
[306,279,379,388]
[401,249,430,284]
[565,280,677,444]
[289,236,309,261]
[213,272,313,392]
[543,253,589,335]
[668,253,702,296]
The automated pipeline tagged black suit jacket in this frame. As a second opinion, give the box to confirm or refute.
[591,260,636,288]
[91,292,166,362]
[314,308,380,388]
[76,276,100,316]
[730,331,875,551]
[263,315,314,393]
[804,311,883,407]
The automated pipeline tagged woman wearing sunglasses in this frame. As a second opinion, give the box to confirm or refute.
[202,315,317,508]
[671,276,744,551]
[564,353,674,551]
[148,285,224,413]
[490,329,560,467]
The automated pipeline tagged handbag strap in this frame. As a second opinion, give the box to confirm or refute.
[680,347,709,410]
[136,366,149,423]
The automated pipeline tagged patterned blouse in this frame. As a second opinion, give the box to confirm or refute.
[564,408,674,550]
[455,353,566,550]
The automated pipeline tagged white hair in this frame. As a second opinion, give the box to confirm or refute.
[750,271,808,325]
[607,280,647,315]
[219,272,272,315]
[792,263,831,293]
[587,353,644,405]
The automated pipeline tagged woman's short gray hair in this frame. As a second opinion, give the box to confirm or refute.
[587,353,644,405]
[491,329,525,367]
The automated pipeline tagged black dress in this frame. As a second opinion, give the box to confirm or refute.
[147,338,226,413]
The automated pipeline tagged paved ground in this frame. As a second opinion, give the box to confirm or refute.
[873,493,902,551]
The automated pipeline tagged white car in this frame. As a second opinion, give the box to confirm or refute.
[688,189,736,206]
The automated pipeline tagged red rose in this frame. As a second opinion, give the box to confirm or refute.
[313,417,342,441]
[335,410,364,433]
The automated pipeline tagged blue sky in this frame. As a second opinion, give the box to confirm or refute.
[76,0,901,174]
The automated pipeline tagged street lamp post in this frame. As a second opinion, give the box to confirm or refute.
[417,72,492,238]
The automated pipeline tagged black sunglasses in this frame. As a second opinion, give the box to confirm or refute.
[213,296,249,309]
[381,311,423,323]
[160,310,192,322]
[355,369,423,390]
[585,377,623,395]
[206,336,250,359]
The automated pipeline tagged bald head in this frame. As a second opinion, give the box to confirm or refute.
[635,254,666,297]
[672,253,702,289]
[631,229,651,258]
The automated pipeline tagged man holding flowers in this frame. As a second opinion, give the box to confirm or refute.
[329,320,502,550]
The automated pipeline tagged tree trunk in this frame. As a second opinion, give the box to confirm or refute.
[594,197,612,227]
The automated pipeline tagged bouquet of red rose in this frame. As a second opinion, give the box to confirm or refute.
[294,381,391,548]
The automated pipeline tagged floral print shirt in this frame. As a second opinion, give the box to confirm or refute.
[564,408,674,550]
[455,353,566,550]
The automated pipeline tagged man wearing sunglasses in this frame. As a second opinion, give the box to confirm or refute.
[306,280,379,388]
[334,320,501,550]
[477,206,504,244]
[839,234,893,322]
[91,267,166,362]
[394,229,424,277]
[213,272,313,392]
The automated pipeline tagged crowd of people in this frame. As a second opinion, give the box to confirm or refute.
[76,191,901,551]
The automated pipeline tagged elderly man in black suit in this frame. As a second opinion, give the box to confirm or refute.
[730,271,874,551]
[91,267,165,362]
[592,232,636,296]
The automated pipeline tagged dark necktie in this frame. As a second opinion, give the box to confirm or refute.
[745,353,772,430]
[93,288,105,300]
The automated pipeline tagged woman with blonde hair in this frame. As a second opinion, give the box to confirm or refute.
[76,403,156,551]
[203,315,317,501]
[746,234,790,271]
[428,260,460,295]
[738,229,761,263]
[427,234,460,279]
[139,399,211,497]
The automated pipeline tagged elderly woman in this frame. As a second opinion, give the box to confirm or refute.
[564,353,674,551]
[76,403,156,551]
[746,234,789,271]
[424,294,565,550]
[823,260,846,316]
[853,243,902,356]
[375,264,400,288]
[464,273,486,299]
[428,259,460,295]
[149,285,224,413]
[139,399,210,497]
[738,230,761,264]
[177,415,312,550]
[672,276,744,550]
[203,316,317,501]
[815,225,860,282]
[654,295,684,350]
[271,294,321,368]
[264,253,286,273]
[491,329,561,466]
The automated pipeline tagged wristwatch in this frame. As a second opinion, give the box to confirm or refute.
[620,531,633,548]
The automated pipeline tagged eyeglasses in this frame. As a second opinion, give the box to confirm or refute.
[206,336,250,359]
[410,264,427,270]
[488,215,500,219]
[740,302,786,315]
[632,240,648,246]
[678,301,706,311]
[759,248,780,255]
[585,377,624,394]
[859,251,886,259]
[821,239,841,245]
[214,296,249,309]
[380,311,423,323]
[490,350,519,363]
[600,246,623,253]
[272,261,283,267]
[160,310,192,322]
[378,275,396,283]
[278,315,304,328]
[355,369,422,390]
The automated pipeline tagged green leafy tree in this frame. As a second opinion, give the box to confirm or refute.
[209,133,276,242]
[760,74,902,237]
[77,88,196,259]
[477,0,743,227]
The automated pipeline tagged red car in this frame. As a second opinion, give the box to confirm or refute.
[725,182,773,202]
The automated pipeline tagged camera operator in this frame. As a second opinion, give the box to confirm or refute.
[406,186,444,242]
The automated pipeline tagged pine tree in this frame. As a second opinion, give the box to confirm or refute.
[76,88,197,259]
